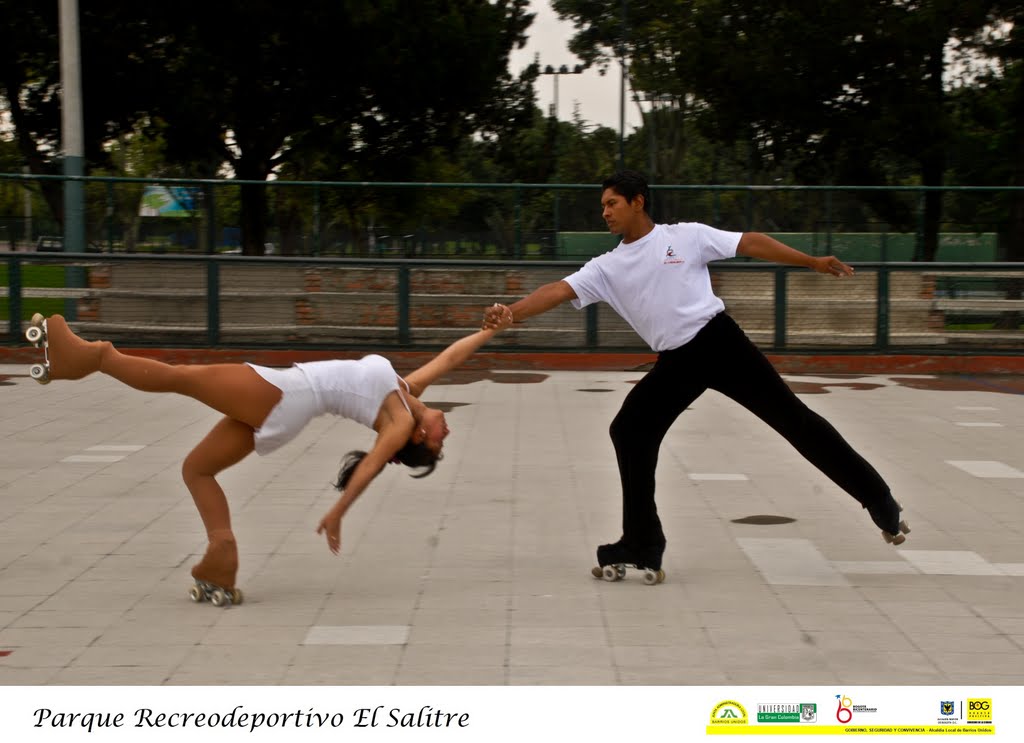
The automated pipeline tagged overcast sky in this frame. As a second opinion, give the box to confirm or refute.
[508,0,643,133]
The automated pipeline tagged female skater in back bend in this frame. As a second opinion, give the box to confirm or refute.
[28,309,513,600]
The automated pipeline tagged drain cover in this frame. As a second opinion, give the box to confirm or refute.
[731,515,796,525]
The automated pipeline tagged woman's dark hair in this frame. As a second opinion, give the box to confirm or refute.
[601,170,651,215]
[332,444,440,491]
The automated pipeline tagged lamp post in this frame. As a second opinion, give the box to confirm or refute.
[539,63,584,245]
[59,0,85,253]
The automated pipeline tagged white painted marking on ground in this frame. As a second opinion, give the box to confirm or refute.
[993,564,1024,577]
[955,422,1003,428]
[832,560,919,575]
[956,406,997,411]
[86,445,146,452]
[303,625,410,645]
[946,460,1024,479]
[900,550,1003,576]
[61,455,126,463]
[689,473,750,481]
[737,538,848,586]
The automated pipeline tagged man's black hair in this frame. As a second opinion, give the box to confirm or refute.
[602,170,651,215]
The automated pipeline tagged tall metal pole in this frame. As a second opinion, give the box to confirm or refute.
[59,0,85,252]
[618,0,628,171]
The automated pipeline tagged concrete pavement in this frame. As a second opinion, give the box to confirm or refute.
[1,363,1022,685]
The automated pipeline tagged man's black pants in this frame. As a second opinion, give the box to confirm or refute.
[608,312,895,549]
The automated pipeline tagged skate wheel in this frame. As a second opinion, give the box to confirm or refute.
[29,364,50,384]
[898,519,911,535]
[25,325,43,345]
[601,565,621,582]
[591,566,603,579]
[189,585,204,602]
[642,569,665,585]
[210,588,227,607]
[230,588,243,605]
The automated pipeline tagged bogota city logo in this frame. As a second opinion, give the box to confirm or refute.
[835,693,877,723]
[709,701,748,725]
[836,695,853,723]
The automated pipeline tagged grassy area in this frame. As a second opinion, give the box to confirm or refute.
[0,265,67,321]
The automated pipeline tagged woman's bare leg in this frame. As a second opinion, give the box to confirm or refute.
[44,315,281,428]
[183,416,255,590]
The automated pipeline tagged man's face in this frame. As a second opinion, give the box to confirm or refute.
[601,187,642,234]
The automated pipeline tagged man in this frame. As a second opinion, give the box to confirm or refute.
[483,170,909,579]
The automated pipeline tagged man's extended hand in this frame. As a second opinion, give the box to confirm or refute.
[482,303,513,330]
[811,255,855,277]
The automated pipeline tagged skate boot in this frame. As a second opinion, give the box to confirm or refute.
[26,314,105,384]
[189,530,243,607]
[591,538,666,585]
[865,497,911,546]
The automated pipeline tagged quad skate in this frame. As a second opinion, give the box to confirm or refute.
[25,313,51,384]
[591,538,666,586]
[868,499,911,546]
[189,533,242,608]
[188,580,243,608]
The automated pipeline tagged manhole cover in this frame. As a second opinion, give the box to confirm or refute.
[731,515,796,525]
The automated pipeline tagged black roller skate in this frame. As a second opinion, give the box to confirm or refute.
[865,498,911,545]
[591,538,666,585]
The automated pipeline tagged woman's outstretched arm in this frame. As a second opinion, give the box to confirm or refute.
[402,306,512,397]
[316,421,411,554]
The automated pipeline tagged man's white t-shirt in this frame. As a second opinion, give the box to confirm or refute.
[563,222,742,352]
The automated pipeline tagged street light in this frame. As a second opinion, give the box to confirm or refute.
[539,64,585,121]
[538,63,584,251]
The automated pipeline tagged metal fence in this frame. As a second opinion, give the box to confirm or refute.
[0,173,1020,261]
[3,252,1021,354]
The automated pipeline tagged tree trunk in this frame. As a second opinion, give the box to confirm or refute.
[239,181,268,256]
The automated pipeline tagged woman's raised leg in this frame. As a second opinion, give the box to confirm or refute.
[43,315,281,428]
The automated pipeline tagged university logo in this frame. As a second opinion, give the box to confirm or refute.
[757,703,816,724]
[709,701,748,725]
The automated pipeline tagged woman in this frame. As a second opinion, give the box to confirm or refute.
[26,309,513,601]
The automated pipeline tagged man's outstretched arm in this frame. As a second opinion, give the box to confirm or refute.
[483,280,578,328]
[737,232,854,277]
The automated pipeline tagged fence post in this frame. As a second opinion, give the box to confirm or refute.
[585,304,598,348]
[105,181,114,252]
[876,265,890,350]
[7,256,21,340]
[206,259,220,346]
[514,186,522,260]
[773,267,787,349]
[398,264,410,345]
[205,184,217,255]
[313,184,321,256]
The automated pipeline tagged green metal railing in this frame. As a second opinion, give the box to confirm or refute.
[2,173,1021,261]
[2,252,1021,354]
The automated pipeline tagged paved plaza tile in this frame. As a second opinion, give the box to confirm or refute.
[1,364,1022,685]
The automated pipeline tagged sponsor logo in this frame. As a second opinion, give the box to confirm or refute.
[757,703,816,724]
[936,700,962,724]
[709,701,748,725]
[663,246,684,264]
[967,698,992,723]
[835,694,877,723]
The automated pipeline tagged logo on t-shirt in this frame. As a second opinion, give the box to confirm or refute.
[664,245,684,265]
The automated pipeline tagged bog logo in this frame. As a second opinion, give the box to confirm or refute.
[967,698,992,722]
